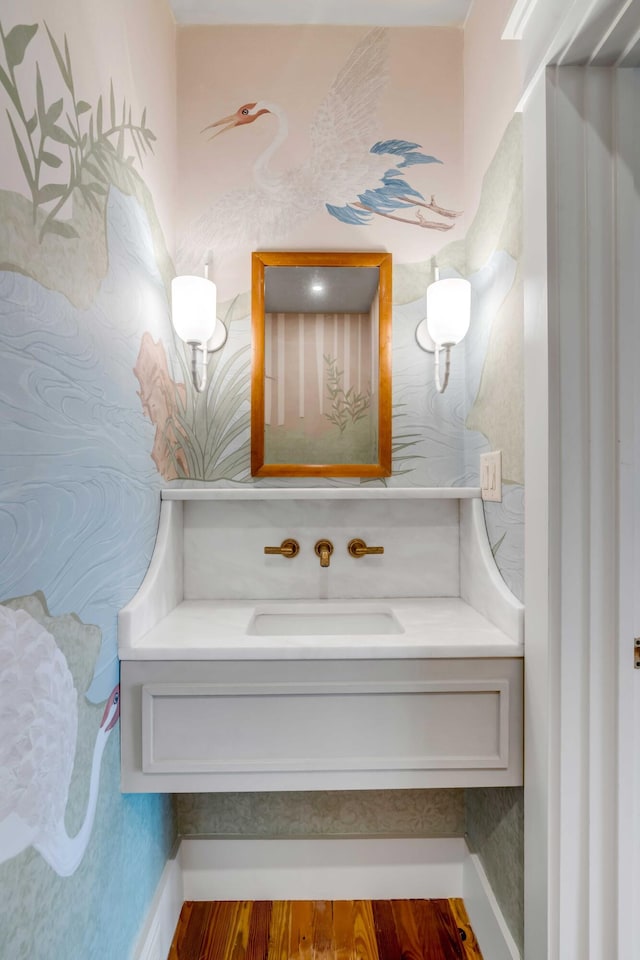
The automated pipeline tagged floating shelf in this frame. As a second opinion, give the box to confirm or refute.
[161,486,482,501]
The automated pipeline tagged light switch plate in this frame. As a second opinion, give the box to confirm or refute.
[480,451,502,502]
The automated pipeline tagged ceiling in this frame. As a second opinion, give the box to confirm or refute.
[169,0,474,27]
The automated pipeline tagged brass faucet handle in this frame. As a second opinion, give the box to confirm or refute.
[264,538,300,558]
[314,539,334,567]
[347,538,384,558]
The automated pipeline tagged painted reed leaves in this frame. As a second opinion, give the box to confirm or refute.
[323,354,371,434]
[0,19,157,240]
[172,299,252,481]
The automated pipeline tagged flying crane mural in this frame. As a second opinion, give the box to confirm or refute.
[176,28,462,278]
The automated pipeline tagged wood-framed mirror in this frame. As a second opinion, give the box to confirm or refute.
[251,251,392,478]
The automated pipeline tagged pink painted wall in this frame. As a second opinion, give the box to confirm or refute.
[463,0,522,217]
[176,25,464,299]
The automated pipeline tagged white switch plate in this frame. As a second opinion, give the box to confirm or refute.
[480,451,502,502]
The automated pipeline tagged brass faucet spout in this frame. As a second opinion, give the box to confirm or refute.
[314,539,334,568]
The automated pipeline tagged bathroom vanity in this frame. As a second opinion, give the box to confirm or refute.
[119,488,524,793]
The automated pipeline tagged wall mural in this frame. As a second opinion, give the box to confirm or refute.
[0,18,171,306]
[0,22,156,246]
[134,333,189,480]
[134,296,251,483]
[0,12,175,952]
[0,602,119,877]
[176,29,461,278]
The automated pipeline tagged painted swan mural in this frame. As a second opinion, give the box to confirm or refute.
[0,605,120,876]
[176,28,461,276]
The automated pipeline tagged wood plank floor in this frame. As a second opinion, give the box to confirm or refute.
[168,899,483,960]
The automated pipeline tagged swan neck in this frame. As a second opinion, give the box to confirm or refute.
[35,727,110,877]
[254,105,288,186]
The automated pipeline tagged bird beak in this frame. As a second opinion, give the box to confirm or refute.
[102,686,120,731]
[201,115,238,140]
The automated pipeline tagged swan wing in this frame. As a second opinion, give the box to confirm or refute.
[0,605,77,844]
[308,28,390,202]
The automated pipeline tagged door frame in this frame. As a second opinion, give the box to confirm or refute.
[517,2,640,957]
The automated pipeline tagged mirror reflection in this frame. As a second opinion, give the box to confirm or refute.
[251,252,392,477]
[264,265,379,466]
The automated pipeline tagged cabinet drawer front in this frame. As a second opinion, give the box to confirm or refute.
[141,679,510,775]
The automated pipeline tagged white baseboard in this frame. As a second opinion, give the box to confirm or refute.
[180,837,466,901]
[133,837,520,960]
[463,851,521,960]
[132,848,184,960]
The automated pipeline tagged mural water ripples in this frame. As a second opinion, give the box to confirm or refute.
[0,191,172,701]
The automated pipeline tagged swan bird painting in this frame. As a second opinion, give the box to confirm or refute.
[0,604,120,877]
[176,28,461,278]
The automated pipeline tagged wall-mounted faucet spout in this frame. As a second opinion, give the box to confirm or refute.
[314,539,334,567]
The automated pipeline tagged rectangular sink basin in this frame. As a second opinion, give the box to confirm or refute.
[247,605,404,636]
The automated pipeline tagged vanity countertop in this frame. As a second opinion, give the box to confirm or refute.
[119,596,523,661]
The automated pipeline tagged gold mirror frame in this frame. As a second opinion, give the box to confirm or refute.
[251,251,392,478]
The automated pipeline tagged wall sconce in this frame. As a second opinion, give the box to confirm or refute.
[171,270,227,393]
[415,269,471,394]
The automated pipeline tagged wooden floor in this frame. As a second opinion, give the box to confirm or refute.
[168,899,483,960]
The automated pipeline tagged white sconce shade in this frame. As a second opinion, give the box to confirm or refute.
[425,277,471,346]
[415,273,472,395]
[171,273,226,394]
[171,275,217,344]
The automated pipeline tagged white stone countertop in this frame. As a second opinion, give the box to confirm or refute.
[119,597,524,661]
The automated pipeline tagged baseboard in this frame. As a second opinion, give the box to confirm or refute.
[133,837,520,960]
[132,847,184,960]
[463,851,521,960]
[180,837,466,901]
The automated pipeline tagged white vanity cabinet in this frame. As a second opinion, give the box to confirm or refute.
[119,488,524,793]
[121,656,522,792]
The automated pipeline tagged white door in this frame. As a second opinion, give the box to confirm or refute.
[616,67,640,960]
[524,64,640,960]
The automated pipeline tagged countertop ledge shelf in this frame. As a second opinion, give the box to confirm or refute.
[161,486,482,500]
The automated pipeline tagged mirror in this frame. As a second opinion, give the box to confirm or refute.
[251,251,392,477]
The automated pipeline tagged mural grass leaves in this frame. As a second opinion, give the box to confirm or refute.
[0,18,157,242]
[171,298,252,482]
[491,531,507,559]
[3,22,37,68]
[5,111,35,191]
